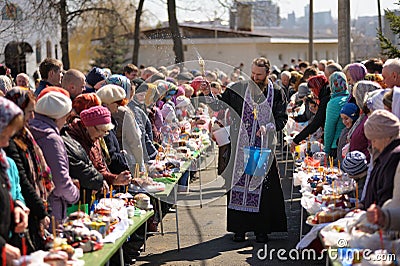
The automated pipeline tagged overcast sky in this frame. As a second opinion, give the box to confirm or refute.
[144,0,399,24]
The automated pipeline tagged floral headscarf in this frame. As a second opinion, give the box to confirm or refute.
[329,72,348,94]
[0,96,22,134]
[307,75,328,98]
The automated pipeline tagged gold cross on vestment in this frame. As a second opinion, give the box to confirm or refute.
[252,107,258,120]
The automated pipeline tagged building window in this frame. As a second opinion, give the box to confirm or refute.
[54,44,58,59]
[36,41,41,64]
[46,40,52,58]
[278,54,283,61]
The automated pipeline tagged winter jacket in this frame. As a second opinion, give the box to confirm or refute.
[293,85,331,144]
[4,133,50,252]
[349,115,370,162]
[66,119,118,185]
[127,101,158,161]
[6,157,24,203]
[34,80,53,97]
[0,161,12,254]
[112,106,144,169]
[381,162,400,231]
[103,117,129,174]
[61,129,103,206]
[363,138,400,209]
[324,91,349,154]
[29,114,79,221]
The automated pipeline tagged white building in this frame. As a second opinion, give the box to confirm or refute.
[0,1,61,79]
[134,24,338,74]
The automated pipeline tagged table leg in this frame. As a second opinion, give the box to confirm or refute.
[299,206,303,242]
[158,198,164,235]
[198,154,203,208]
[144,217,148,252]
[119,247,124,266]
[174,183,181,251]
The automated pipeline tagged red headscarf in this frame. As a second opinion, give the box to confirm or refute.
[307,75,328,98]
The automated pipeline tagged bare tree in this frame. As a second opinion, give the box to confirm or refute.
[167,0,184,64]
[27,0,129,70]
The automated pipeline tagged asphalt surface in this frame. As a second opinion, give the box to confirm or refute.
[135,145,327,266]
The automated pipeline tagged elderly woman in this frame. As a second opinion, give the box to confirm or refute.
[367,162,400,230]
[348,81,381,162]
[324,72,349,157]
[0,97,29,264]
[363,110,400,209]
[29,88,80,222]
[66,105,131,186]
[291,75,331,152]
[4,88,53,252]
[97,84,145,172]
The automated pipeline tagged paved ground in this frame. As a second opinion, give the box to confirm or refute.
[135,145,326,265]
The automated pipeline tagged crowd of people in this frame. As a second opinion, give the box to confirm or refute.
[0,54,399,264]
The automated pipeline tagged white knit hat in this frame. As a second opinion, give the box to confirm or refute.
[96,84,126,105]
[35,91,72,119]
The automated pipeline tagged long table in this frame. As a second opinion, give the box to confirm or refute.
[150,144,212,251]
[81,210,154,266]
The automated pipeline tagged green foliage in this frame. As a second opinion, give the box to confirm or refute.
[91,23,128,74]
[380,1,400,58]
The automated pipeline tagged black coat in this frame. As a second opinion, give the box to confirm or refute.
[219,80,288,132]
[293,85,331,144]
[61,129,103,206]
[5,137,49,252]
[103,118,129,174]
[0,165,12,254]
[363,139,400,209]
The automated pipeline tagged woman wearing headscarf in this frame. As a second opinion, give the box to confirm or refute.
[0,97,29,264]
[324,72,349,157]
[337,103,359,162]
[290,75,331,152]
[348,81,381,162]
[4,88,54,252]
[363,110,400,209]
[343,63,367,104]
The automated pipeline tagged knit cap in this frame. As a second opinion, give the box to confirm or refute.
[364,109,400,140]
[340,103,359,122]
[80,106,111,127]
[341,151,368,177]
[86,67,106,87]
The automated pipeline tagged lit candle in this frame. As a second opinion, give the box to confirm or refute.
[78,201,81,214]
[110,185,113,198]
[51,216,56,238]
[104,188,106,199]
[83,190,86,211]
[126,185,128,193]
